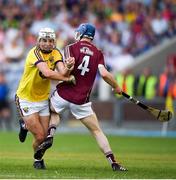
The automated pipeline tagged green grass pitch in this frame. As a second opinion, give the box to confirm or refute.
[0,131,176,179]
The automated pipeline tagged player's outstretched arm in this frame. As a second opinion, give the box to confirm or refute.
[98,64,121,95]
[36,61,74,83]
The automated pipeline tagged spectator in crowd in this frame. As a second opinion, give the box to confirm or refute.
[115,68,135,97]
[159,63,176,125]
[150,11,169,40]
[159,65,176,99]
[0,43,7,64]
[135,67,158,100]
[0,71,11,131]
[111,47,135,73]
[0,0,176,67]
[4,28,25,63]
[167,54,176,74]
[0,1,175,59]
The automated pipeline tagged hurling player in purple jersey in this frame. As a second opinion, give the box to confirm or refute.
[34,23,127,171]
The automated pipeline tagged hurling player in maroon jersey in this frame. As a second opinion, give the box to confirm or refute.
[34,23,127,171]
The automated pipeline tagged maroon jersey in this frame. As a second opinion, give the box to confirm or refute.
[56,40,105,105]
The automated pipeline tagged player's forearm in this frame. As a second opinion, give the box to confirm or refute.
[43,69,69,81]
[62,66,73,76]
[102,73,122,94]
[102,75,118,89]
[56,60,74,76]
[99,65,121,94]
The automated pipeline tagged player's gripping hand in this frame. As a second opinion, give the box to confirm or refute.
[112,86,122,95]
[65,57,75,71]
[67,75,76,85]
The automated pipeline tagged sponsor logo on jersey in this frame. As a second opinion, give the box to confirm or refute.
[49,56,54,63]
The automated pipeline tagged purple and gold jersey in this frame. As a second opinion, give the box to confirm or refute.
[17,46,63,102]
[57,40,105,105]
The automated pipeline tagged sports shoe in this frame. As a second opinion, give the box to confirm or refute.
[34,137,53,160]
[112,163,127,171]
[19,119,28,143]
[33,159,46,169]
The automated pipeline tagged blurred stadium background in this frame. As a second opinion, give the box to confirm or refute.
[0,0,176,137]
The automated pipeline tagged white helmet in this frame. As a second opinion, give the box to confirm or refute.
[38,27,56,42]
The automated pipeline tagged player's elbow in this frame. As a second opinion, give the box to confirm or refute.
[100,71,108,79]
[99,65,109,78]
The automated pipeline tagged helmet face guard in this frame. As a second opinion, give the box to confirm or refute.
[37,27,56,53]
[38,27,56,41]
[75,23,95,41]
[75,31,83,41]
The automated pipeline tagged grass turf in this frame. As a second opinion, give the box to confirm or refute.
[0,131,176,179]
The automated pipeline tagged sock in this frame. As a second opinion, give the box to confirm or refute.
[105,151,117,165]
[34,159,42,162]
[20,119,27,129]
[47,124,57,138]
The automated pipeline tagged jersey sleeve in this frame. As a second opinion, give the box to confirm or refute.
[98,50,105,66]
[26,47,44,66]
[64,45,74,59]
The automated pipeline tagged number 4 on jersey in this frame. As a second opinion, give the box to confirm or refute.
[78,55,90,76]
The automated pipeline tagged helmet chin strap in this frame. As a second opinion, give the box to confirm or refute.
[40,49,52,54]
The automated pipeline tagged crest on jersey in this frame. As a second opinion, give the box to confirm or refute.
[49,56,54,63]
[80,47,93,56]
[23,107,29,113]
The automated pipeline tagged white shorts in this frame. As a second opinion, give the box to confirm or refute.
[50,91,94,119]
[15,96,50,117]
